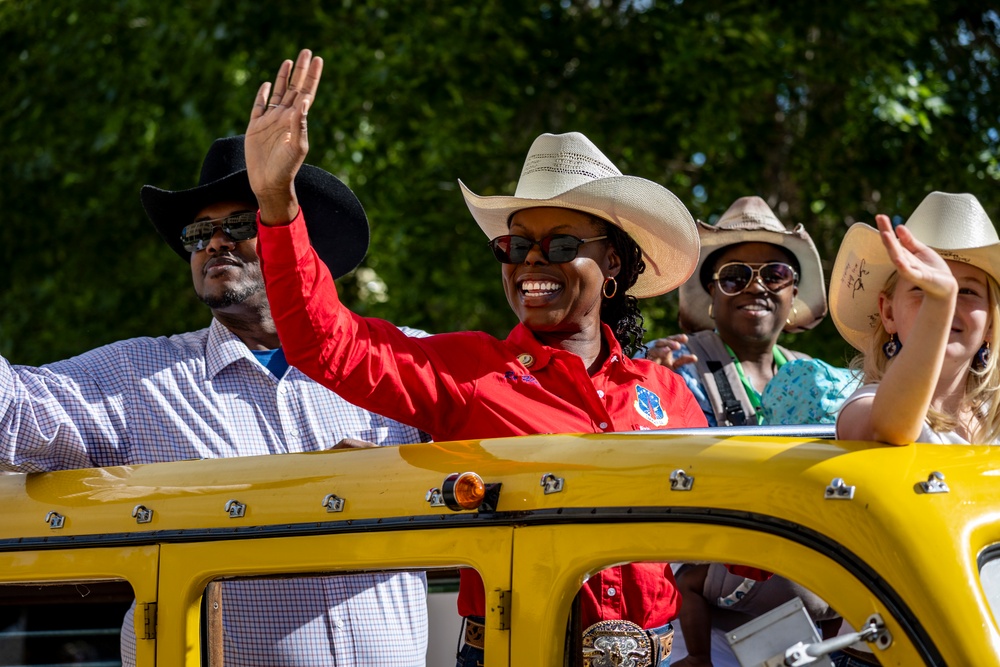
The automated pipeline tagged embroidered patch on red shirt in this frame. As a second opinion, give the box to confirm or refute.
[634,384,669,426]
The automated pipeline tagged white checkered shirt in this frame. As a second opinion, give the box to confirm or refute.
[1,318,429,666]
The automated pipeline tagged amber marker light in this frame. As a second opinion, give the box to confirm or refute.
[442,471,487,511]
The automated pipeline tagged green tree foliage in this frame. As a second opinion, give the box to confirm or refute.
[1,0,998,366]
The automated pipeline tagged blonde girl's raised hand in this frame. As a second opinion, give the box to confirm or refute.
[245,49,324,226]
[876,213,957,301]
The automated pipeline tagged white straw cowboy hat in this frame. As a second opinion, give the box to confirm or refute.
[831,191,1000,352]
[458,132,699,298]
[679,196,827,333]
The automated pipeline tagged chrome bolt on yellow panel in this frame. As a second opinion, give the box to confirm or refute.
[669,469,694,491]
[824,478,855,500]
[224,499,246,518]
[132,505,154,524]
[540,473,564,494]
[918,471,949,494]
[322,493,345,512]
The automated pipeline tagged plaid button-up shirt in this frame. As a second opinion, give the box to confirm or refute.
[1,318,429,666]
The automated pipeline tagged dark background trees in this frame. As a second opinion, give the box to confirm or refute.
[2,0,998,366]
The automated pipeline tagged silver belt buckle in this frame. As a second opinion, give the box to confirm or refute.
[581,619,653,667]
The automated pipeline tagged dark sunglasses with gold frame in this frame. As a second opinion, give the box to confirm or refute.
[712,261,798,296]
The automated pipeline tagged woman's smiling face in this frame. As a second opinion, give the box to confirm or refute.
[501,207,620,336]
[708,242,798,348]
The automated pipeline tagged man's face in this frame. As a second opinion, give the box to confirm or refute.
[189,201,265,311]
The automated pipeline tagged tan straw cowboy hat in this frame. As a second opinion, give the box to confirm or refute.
[458,132,699,298]
[830,191,1000,352]
[679,196,827,333]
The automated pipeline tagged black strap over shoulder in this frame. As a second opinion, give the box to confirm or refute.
[707,360,748,426]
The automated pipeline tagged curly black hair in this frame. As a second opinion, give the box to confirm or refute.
[597,220,647,356]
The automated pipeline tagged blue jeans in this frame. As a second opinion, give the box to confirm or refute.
[455,642,484,667]
[456,615,485,667]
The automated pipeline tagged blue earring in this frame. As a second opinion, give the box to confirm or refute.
[882,333,901,359]
[974,342,990,371]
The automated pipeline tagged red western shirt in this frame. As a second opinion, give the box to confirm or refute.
[258,212,708,627]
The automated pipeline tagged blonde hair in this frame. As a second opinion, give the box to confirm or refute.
[849,271,1000,443]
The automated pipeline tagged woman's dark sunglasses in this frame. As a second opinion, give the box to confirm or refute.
[713,261,798,296]
[180,212,258,252]
[488,234,608,264]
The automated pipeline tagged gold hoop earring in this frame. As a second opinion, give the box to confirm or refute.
[602,277,618,299]
[786,304,798,326]
[708,303,714,320]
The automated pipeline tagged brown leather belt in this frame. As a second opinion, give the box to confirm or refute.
[582,620,673,667]
[464,617,672,665]
[463,616,486,650]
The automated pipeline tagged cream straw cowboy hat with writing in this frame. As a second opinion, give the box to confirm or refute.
[458,132,699,298]
[680,196,827,334]
[830,191,1000,352]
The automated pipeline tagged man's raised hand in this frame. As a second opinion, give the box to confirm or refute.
[246,49,323,225]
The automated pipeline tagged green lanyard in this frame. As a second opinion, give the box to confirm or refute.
[722,343,787,425]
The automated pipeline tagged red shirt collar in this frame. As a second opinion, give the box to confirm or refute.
[502,322,644,379]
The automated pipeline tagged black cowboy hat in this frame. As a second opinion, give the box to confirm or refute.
[140,135,369,279]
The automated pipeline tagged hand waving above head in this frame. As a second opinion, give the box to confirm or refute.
[876,213,957,301]
[246,49,323,226]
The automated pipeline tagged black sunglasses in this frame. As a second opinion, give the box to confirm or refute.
[180,212,258,252]
[488,234,608,264]
[713,261,798,296]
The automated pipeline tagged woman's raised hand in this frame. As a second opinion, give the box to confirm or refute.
[246,49,323,225]
[876,213,957,301]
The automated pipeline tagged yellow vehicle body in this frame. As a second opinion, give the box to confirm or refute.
[2,431,999,665]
